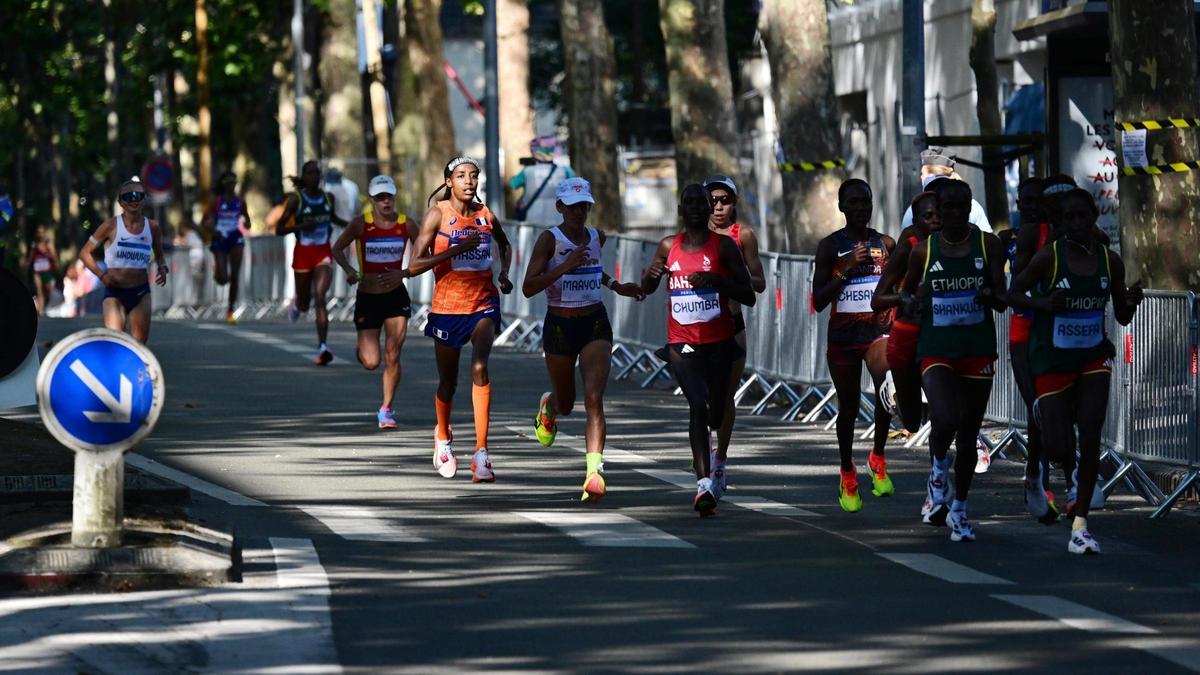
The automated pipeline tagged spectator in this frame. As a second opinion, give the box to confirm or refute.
[510,136,575,223]
[899,148,992,233]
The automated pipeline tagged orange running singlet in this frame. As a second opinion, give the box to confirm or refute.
[430,201,499,315]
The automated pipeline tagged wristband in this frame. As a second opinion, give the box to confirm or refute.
[88,236,100,246]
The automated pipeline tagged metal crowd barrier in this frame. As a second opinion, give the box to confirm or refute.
[149,224,1200,517]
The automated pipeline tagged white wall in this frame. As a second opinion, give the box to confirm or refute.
[829,0,1046,234]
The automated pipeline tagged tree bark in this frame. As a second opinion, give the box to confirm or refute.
[658,0,738,187]
[362,0,393,176]
[969,0,1008,231]
[758,0,844,254]
[104,0,120,214]
[196,0,212,215]
[398,0,458,201]
[498,0,536,212]
[1109,0,1200,289]
[559,0,624,232]
[318,0,362,167]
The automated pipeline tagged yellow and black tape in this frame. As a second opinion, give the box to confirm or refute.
[778,159,845,172]
[1121,161,1200,176]
[1118,118,1200,131]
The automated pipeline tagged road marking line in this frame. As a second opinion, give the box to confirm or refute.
[634,467,696,489]
[991,594,1157,634]
[195,322,346,366]
[514,510,696,549]
[504,425,654,464]
[879,553,1015,585]
[725,495,822,518]
[126,453,267,507]
[267,537,343,672]
[299,505,429,542]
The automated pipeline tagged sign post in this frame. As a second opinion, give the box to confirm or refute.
[35,329,165,548]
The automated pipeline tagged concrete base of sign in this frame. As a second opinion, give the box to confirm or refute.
[0,518,240,591]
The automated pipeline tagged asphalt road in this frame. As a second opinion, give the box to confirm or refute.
[3,316,1199,673]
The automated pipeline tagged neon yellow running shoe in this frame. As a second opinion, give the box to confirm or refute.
[581,471,606,502]
[868,451,895,497]
[533,391,557,447]
[838,468,863,513]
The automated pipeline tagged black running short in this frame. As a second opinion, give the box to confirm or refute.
[354,285,412,331]
[542,307,613,356]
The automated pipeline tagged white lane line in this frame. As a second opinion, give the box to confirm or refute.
[196,322,347,366]
[504,425,654,464]
[879,553,1015,585]
[725,495,822,518]
[263,537,342,672]
[126,453,268,507]
[634,467,696,489]
[515,510,696,549]
[992,594,1156,634]
[300,505,429,542]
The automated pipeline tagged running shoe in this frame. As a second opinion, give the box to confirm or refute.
[317,347,334,366]
[709,450,726,500]
[867,451,894,497]
[581,468,606,502]
[838,467,863,513]
[433,426,457,478]
[694,477,717,517]
[921,470,950,526]
[1023,463,1050,519]
[533,392,557,447]
[288,302,300,323]
[377,407,397,429]
[878,371,898,417]
[226,309,238,325]
[1069,465,1107,510]
[975,438,991,474]
[472,448,495,483]
[1067,527,1101,555]
[948,507,976,542]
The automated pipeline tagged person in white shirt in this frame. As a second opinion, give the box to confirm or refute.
[899,148,992,233]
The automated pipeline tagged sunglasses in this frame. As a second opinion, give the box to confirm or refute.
[711,195,734,206]
[120,192,146,203]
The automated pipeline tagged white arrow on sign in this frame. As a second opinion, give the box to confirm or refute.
[69,359,133,424]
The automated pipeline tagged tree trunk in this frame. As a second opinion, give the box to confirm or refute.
[104,0,120,214]
[758,0,844,254]
[318,0,362,167]
[499,0,535,213]
[658,0,738,187]
[969,0,1008,231]
[398,0,457,201]
[1109,0,1200,289]
[195,0,213,215]
[362,0,393,176]
[559,0,624,232]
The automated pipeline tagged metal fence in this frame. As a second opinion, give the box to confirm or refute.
[148,223,1200,517]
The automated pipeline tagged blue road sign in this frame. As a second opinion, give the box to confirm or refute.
[36,329,164,453]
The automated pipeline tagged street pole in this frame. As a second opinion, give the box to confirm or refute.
[484,0,503,216]
[293,0,307,170]
[900,0,926,207]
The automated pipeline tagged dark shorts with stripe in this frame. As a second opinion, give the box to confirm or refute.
[354,285,412,331]
[104,283,151,313]
[543,307,613,356]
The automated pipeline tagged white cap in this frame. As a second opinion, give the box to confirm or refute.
[368,175,397,197]
[703,174,738,198]
[555,177,594,205]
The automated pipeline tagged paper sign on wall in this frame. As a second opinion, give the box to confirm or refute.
[1122,129,1148,168]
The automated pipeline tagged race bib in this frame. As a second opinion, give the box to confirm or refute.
[671,288,721,325]
[560,265,603,304]
[364,236,406,265]
[32,258,51,272]
[835,275,879,314]
[1052,310,1105,349]
[298,226,330,246]
[931,290,985,327]
[451,230,493,271]
[216,214,240,234]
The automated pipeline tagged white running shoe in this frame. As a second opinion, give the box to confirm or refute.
[1023,462,1049,519]
[878,370,899,417]
[948,508,976,542]
[1068,528,1101,554]
[694,477,717,516]
[921,470,950,526]
[709,450,726,500]
[471,448,495,483]
[1070,464,1107,510]
[433,426,457,479]
[975,438,991,474]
